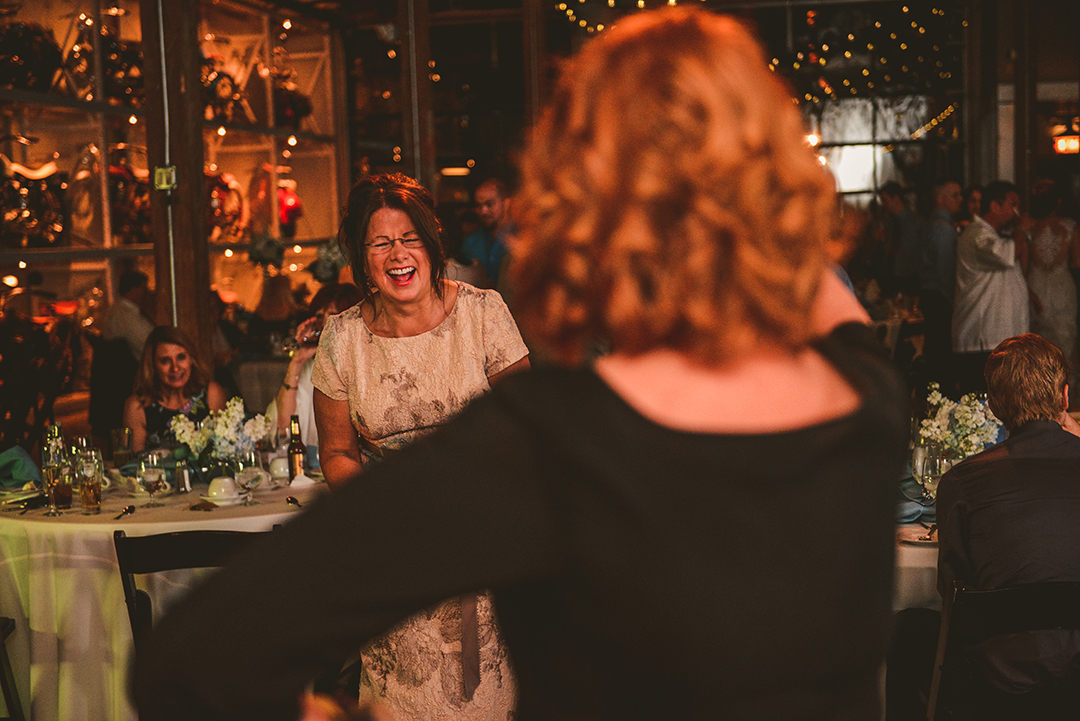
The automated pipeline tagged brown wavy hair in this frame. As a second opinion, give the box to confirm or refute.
[511,9,836,365]
[133,326,211,405]
[985,334,1069,430]
[338,173,447,307]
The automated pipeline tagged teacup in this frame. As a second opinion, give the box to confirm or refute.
[208,476,239,498]
[269,457,290,480]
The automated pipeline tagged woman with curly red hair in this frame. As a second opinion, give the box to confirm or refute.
[136,10,907,720]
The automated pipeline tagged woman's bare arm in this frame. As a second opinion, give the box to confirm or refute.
[207,381,229,411]
[314,389,364,490]
[124,395,147,453]
[275,320,319,435]
[810,268,870,338]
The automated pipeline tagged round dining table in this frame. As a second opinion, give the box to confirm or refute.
[893,524,941,612]
[0,480,322,721]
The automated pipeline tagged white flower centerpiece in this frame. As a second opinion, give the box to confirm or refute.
[170,397,272,479]
[919,382,1004,460]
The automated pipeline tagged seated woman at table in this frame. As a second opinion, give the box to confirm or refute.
[123,325,227,452]
[265,282,362,461]
[134,10,908,721]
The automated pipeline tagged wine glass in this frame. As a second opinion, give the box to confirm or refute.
[912,442,945,501]
[139,456,166,508]
[235,451,262,505]
[43,465,65,517]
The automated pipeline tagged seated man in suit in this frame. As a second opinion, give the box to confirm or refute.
[937,333,1080,693]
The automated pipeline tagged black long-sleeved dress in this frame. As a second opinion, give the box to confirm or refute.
[133,323,907,721]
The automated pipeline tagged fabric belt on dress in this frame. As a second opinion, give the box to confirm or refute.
[460,594,481,700]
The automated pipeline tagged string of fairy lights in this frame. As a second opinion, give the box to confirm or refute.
[557,1,966,111]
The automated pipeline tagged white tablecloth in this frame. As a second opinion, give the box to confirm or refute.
[893,524,940,612]
[0,482,321,721]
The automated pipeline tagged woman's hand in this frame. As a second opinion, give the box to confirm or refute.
[292,317,321,366]
[300,693,391,721]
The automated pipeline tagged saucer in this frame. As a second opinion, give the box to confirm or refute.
[199,493,249,507]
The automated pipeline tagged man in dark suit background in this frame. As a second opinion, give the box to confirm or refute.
[888,334,1080,719]
[936,333,1080,693]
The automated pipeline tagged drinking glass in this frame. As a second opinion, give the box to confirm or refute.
[79,453,103,514]
[235,451,263,505]
[43,465,66,517]
[112,427,133,467]
[138,455,167,508]
[912,441,945,501]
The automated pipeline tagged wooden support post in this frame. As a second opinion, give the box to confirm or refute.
[522,0,546,130]
[400,0,436,189]
[1013,0,1034,199]
[139,0,212,364]
[963,0,998,186]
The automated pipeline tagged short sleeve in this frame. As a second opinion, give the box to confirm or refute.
[310,312,351,402]
[477,289,529,376]
[972,228,1016,269]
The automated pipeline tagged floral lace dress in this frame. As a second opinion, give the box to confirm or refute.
[312,283,528,721]
[1028,217,1078,359]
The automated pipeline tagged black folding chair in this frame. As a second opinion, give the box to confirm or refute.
[0,616,25,721]
[113,529,272,657]
[927,581,1080,720]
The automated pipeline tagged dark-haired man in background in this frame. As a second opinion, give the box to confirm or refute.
[951,180,1029,394]
[462,178,512,285]
[101,269,155,363]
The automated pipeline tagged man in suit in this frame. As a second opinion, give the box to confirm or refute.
[951,181,1029,394]
[888,334,1080,718]
[937,334,1080,693]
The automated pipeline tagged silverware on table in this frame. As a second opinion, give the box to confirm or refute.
[113,505,136,520]
[286,496,304,509]
[918,523,937,541]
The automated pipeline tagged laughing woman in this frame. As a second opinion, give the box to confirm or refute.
[311,173,529,720]
[123,325,228,453]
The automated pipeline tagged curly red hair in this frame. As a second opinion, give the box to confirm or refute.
[512,9,836,364]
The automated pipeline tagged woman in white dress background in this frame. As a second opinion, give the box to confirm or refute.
[312,173,529,721]
[1026,180,1080,386]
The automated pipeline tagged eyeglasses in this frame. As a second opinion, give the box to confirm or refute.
[364,234,424,254]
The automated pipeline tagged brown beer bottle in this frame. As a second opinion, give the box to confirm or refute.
[288,415,306,481]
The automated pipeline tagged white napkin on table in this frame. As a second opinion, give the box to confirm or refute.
[288,472,319,488]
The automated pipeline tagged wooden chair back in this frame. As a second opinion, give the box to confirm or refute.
[113,529,271,657]
[0,617,25,721]
[927,581,1080,720]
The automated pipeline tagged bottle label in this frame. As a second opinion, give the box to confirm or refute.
[289,450,304,480]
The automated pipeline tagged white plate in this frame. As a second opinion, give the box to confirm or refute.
[198,493,249,507]
[897,526,937,546]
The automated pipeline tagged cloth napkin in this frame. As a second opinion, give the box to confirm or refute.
[0,446,43,488]
[897,477,936,523]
